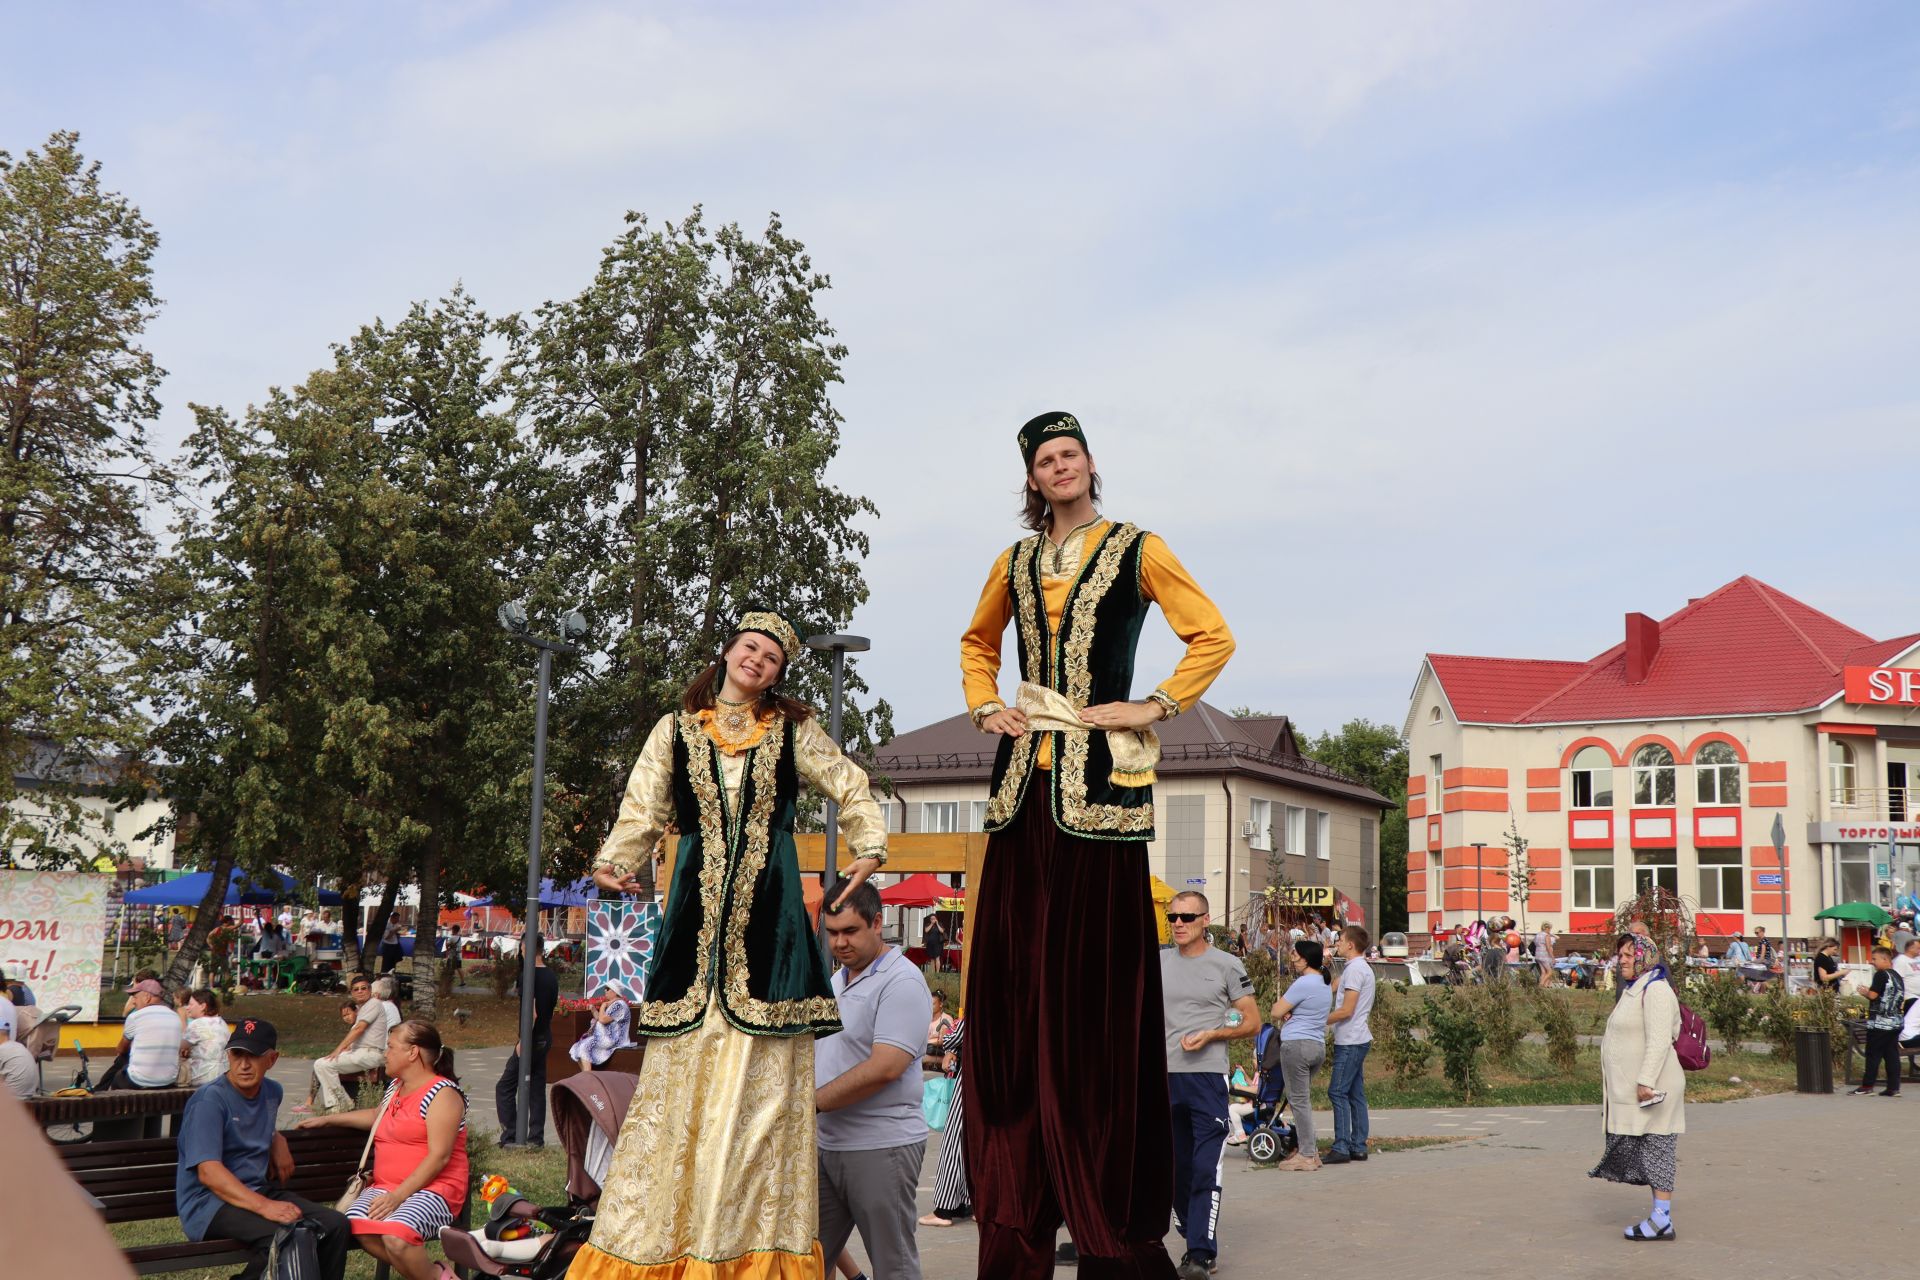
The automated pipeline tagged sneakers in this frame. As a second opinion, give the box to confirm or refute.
[1322,1149,1353,1164]
[1275,1152,1320,1171]
[1880,1090,1901,1097]
[1055,1241,1078,1266]
[1849,1087,1875,1095]
[1176,1253,1216,1280]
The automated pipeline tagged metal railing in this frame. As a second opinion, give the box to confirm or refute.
[1827,787,1913,820]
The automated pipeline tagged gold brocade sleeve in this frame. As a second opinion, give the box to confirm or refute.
[593,714,677,878]
[794,716,889,865]
[959,546,1016,725]
[1139,533,1235,714]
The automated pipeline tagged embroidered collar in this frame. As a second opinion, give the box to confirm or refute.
[1040,516,1105,578]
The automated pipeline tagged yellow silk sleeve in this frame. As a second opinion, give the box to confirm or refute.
[794,716,889,865]
[959,545,1016,724]
[593,714,677,878]
[1139,533,1235,714]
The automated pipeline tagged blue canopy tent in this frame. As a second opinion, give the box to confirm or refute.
[466,877,597,910]
[122,867,343,907]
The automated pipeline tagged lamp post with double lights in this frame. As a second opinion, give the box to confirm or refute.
[498,602,587,1147]
[804,633,871,902]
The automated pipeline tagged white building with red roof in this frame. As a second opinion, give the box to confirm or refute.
[1403,576,1920,956]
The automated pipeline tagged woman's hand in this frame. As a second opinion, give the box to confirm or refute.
[980,708,1029,738]
[1080,700,1166,730]
[1636,1084,1655,1103]
[365,1190,404,1220]
[831,856,883,910]
[293,1116,330,1130]
[592,866,648,895]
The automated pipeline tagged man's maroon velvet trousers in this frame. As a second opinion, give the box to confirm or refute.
[962,785,1177,1279]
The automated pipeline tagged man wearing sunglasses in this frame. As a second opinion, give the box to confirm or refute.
[1161,892,1259,1279]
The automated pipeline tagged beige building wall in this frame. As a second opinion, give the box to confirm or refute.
[6,791,175,869]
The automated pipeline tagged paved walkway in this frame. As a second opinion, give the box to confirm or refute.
[263,1047,1886,1279]
[268,1043,560,1144]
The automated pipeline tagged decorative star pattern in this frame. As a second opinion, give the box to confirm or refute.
[585,901,661,1002]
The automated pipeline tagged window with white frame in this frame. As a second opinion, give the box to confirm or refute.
[1571,849,1615,910]
[1694,742,1741,805]
[969,800,990,832]
[1569,746,1613,809]
[1633,849,1678,896]
[1829,740,1857,804]
[921,802,957,834]
[1429,754,1443,808]
[874,800,895,832]
[1247,798,1273,851]
[1429,850,1443,903]
[1631,744,1676,806]
[1316,811,1331,860]
[1285,805,1306,855]
[1697,848,1743,910]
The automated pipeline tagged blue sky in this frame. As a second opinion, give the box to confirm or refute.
[8,1,1919,736]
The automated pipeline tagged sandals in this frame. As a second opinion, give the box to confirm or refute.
[1624,1221,1675,1242]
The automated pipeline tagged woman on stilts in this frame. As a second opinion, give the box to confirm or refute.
[570,612,887,1280]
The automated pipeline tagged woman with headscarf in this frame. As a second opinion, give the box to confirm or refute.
[571,611,887,1280]
[1269,939,1332,1172]
[1590,932,1684,1241]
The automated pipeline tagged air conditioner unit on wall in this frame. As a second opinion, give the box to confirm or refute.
[1241,820,1258,838]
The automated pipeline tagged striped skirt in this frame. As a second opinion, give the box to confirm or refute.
[931,1023,969,1216]
[346,1187,455,1247]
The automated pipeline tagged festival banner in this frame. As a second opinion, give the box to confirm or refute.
[0,870,108,1021]
[584,900,661,1003]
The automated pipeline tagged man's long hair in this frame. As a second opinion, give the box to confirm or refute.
[1018,470,1102,533]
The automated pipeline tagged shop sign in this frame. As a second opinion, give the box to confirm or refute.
[1271,886,1335,907]
[1806,822,1920,844]
[1843,665,1920,706]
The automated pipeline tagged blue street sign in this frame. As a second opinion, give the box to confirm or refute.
[1757,873,1783,886]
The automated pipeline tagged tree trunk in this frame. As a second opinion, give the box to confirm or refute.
[338,874,365,972]
[364,871,402,984]
[164,845,236,993]
[412,843,441,1021]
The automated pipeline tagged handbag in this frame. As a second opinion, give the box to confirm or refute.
[267,1220,323,1280]
[334,1095,387,1211]
[921,1075,954,1131]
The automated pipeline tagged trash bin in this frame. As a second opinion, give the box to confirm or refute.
[1795,1028,1833,1093]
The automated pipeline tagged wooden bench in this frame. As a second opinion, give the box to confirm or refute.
[1841,1019,1920,1086]
[60,1127,469,1277]
[29,1086,199,1142]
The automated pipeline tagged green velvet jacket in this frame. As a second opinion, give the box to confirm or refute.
[636,714,842,1039]
[982,521,1158,842]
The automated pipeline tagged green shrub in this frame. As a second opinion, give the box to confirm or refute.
[1535,989,1581,1072]
[1468,981,1524,1063]
[1422,991,1486,1101]
[1243,947,1279,1014]
[1755,984,1797,1061]
[1689,971,1752,1047]
[1373,989,1434,1085]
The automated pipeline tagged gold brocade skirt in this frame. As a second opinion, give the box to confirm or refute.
[566,996,823,1280]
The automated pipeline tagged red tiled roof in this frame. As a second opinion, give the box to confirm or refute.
[1426,576,1910,724]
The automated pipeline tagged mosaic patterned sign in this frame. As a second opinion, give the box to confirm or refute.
[584,900,660,1003]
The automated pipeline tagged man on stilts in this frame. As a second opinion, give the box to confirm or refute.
[960,411,1235,1280]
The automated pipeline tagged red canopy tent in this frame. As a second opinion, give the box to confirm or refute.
[879,873,963,908]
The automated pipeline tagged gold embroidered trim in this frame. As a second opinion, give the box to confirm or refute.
[721,723,841,1032]
[637,716,730,1032]
[696,706,773,756]
[1057,524,1155,835]
[983,535,1048,828]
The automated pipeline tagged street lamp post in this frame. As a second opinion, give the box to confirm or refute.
[1470,841,1489,928]
[804,634,870,898]
[499,603,587,1147]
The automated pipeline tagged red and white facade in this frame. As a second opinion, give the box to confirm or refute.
[1404,576,1920,954]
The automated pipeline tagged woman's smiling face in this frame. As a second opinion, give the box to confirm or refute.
[725,631,786,695]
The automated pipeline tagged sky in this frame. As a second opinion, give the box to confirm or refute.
[8,1,1919,739]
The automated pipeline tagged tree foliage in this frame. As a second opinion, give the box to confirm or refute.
[0,131,170,864]
[511,209,889,888]
[1301,717,1410,930]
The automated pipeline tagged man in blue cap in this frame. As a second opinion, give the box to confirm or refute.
[175,1017,351,1280]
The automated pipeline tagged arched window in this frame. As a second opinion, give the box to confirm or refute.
[1430,705,1442,723]
[1570,746,1613,809]
[1695,741,1741,805]
[1632,744,1676,806]
[1829,739,1857,804]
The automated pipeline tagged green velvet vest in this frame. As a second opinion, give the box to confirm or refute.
[636,713,841,1039]
[982,521,1156,841]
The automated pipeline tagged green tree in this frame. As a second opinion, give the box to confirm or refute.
[0,131,170,865]
[511,210,889,886]
[1301,718,1410,930]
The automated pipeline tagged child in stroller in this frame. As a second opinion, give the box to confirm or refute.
[436,1069,639,1278]
[1227,1023,1297,1166]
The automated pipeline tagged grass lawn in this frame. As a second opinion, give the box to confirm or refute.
[109,1132,571,1280]
[1321,1042,1797,1110]
[96,990,538,1057]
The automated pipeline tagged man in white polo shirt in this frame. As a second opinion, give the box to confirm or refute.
[815,880,933,1280]
[119,978,184,1089]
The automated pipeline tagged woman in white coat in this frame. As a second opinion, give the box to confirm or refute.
[1590,932,1684,1242]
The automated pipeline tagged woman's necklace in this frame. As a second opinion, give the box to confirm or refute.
[713,695,760,751]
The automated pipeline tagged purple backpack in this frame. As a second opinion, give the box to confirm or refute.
[1674,999,1710,1072]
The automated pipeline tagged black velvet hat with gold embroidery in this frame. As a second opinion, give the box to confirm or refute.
[1017,410,1087,467]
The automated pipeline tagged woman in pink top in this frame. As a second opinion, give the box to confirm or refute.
[299,1019,469,1280]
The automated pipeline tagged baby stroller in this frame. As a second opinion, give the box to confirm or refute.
[436,1071,638,1278]
[1232,1024,1298,1166]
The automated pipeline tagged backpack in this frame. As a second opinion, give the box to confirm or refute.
[268,1221,323,1280]
[1674,999,1710,1072]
